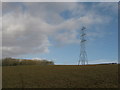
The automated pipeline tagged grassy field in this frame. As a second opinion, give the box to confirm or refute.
[2,64,118,88]
[0,67,2,89]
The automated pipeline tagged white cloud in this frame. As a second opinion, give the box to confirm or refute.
[0,2,2,60]
[2,2,116,57]
[53,30,79,46]
[92,2,118,14]
[2,11,51,57]
[2,0,119,2]
[2,0,78,2]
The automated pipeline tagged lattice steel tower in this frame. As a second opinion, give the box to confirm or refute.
[78,26,88,65]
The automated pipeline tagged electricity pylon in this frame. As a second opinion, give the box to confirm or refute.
[78,26,88,65]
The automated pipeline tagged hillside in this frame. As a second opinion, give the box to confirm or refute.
[2,64,118,88]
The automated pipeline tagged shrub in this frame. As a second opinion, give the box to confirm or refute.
[2,57,54,66]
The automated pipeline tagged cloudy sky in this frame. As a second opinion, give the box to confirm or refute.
[2,2,118,65]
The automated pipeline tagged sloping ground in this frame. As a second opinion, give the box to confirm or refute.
[0,67,2,89]
[2,64,118,88]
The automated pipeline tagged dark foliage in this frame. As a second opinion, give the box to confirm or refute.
[2,57,54,66]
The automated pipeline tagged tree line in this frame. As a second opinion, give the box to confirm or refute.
[2,57,54,66]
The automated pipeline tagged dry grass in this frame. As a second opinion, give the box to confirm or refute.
[2,64,118,88]
[0,67,2,89]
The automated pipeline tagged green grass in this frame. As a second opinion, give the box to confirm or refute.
[2,64,118,88]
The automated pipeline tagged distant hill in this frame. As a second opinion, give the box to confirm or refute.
[95,63,117,65]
